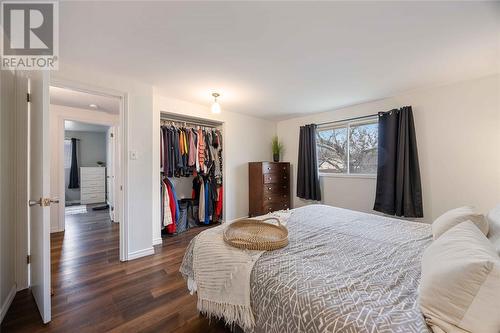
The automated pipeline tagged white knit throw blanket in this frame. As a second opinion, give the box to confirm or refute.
[187,211,290,331]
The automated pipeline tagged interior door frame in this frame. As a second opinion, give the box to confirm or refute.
[56,117,119,228]
[50,78,129,262]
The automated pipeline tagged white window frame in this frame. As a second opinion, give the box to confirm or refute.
[317,116,378,179]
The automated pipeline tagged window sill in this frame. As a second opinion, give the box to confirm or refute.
[319,173,377,179]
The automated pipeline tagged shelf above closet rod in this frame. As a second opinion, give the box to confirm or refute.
[160,111,223,128]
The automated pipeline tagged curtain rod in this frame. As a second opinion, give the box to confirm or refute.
[64,137,80,141]
[317,113,379,127]
[316,106,410,127]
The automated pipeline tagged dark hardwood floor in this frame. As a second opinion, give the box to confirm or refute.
[1,206,231,333]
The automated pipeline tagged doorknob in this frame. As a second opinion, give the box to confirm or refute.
[29,197,59,207]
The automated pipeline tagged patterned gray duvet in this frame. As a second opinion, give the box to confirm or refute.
[184,205,433,333]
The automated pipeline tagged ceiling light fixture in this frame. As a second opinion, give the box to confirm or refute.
[211,93,221,114]
[89,104,98,109]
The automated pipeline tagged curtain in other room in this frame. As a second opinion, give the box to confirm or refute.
[68,138,80,189]
[297,124,321,201]
[373,106,423,217]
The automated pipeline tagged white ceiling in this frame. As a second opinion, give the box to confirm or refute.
[59,1,500,119]
[50,86,120,114]
[65,120,109,133]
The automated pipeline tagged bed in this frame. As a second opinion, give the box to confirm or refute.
[181,204,432,333]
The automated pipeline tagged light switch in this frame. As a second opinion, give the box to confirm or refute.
[129,150,138,160]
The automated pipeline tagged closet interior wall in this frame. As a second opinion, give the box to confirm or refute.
[160,112,224,236]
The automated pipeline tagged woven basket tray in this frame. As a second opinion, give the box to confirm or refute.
[223,217,288,251]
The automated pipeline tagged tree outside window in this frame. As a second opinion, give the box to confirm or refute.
[316,119,378,175]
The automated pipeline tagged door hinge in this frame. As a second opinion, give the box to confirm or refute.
[111,206,114,211]
[27,255,31,264]
[110,132,114,138]
[26,93,31,102]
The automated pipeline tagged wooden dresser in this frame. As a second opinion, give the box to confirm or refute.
[249,162,291,217]
[80,167,106,204]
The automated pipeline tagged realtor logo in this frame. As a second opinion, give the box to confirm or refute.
[1,1,58,70]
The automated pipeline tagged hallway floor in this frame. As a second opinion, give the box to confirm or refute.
[1,206,229,332]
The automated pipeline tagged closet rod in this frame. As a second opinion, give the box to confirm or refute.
[160,111,222,128]
[160,119,218,129]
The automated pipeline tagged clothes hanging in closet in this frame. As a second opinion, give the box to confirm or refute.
[161,177,179,234]
[160,122,224,232]
[161,125,223,177]
[198,179,205,223]
[188,129,196,167]
[162,180,173,227]
[192,173,222,224]
[216,186,223,217]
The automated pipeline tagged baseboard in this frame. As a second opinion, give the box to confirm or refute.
[153,237,163,246]
[0,284,17,323]
[127,247,155,261]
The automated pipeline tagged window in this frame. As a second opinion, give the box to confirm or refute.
[316,118,378,175]
[64,139,72,169]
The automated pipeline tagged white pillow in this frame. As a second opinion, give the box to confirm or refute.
[419,221,500,333]
[486,204,500,255]
[431,206,488,240]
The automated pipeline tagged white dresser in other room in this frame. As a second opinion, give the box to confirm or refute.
[80,167,106,204]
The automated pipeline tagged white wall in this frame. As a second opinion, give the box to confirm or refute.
[65,130,107,167]
[0,70,17,322]
[153,94,277,244]
[277,74,500,222]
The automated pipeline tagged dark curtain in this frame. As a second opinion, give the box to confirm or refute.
[297,124,321,201]
[373,106,423,217]
[68,138,80,189]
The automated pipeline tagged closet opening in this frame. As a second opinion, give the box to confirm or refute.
[159,112,225,241]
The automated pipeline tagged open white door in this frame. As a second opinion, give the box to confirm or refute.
[106,127,115,221]
[27,71,53,323]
